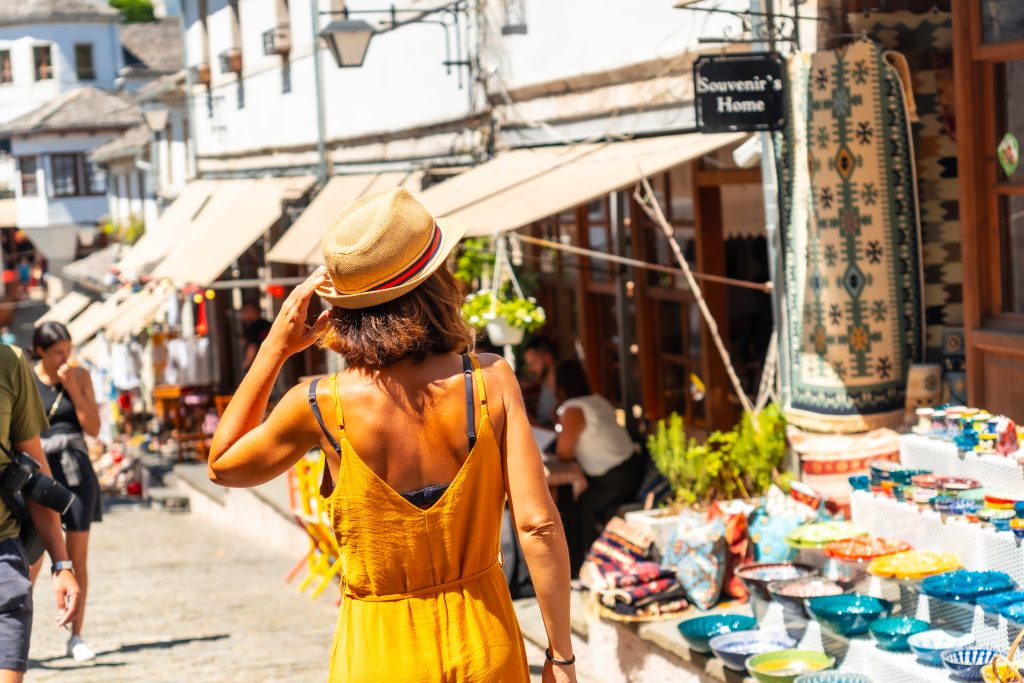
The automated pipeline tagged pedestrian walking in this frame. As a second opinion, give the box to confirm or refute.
[209,189,576,683]
[29,322,102,662]
[0,343,81,682]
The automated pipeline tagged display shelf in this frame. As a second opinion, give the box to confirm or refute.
[850,490,1024,585]
[900,434,1024,491]
[755,597,1024,682]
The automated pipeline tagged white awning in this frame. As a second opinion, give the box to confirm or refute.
[153,176,314,287]
[419,132,747,236]
[36,291,93,327]
[104,288,169,342]
[267,171,418,266]
[66,290,131,345]
[116,179,253,277]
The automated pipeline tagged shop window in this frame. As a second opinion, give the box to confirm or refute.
[19,157,38,196]
[75,43,95,81]
[997,60,1024,184]
[982,1,1024,44]
[33,45,52,81]
[0,50,12,84]
[51,154,79,197]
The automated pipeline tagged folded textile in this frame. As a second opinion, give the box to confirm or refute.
[580,517,656,591]
[585,561,673,592]
[609,597,690,618]
[604,578,684,607]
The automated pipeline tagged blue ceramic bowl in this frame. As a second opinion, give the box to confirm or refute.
[1004,603,1024,622]
[708,630,796,672]
[868,617,929,651]
[794,674,872,683]
[941,647,1005,681]
[677,614,758,654]
[805,594,890,636]
[920,570,1017,603]
[907,629,975,666]
[976,590,1024,614]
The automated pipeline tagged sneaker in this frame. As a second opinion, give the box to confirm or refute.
[67,635,96,662]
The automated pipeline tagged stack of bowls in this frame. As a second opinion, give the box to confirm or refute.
[868,617,929,651]
[676,614,757,655]
[767,577,845,618]
[736,563,815,603]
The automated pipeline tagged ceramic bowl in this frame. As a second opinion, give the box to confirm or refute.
[767,577,845,617]
[677,614,757,654]
[745,650,836,683]
[805,594,890,636]
[867,550,963,580]
[794,674,871,683]
[736,563,815,602]
[942,647,1005,681]
[920,570,1017,603]
[976,590,1024,613]
[824,536,912,563]
[785,522,868,550]
[868,616,929,651]
[816,558,867,590]
[708,630,796,672]
[907,629,975,666]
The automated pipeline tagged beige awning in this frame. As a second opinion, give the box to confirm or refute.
[116,179,253,277]
[36,291,93,327]
[104,288,168,342]
[267,171,419,266]
[419,132,747,236]
[66,289,131,345]
[153,176,314,286]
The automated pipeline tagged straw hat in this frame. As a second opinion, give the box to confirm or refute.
[315,188,466,309]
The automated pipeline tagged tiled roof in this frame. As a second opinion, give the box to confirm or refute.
[121,18,184,75]
[89,124,150,162]
[137,70,186,102]
[0,87,142,136]
[0,0,120,26]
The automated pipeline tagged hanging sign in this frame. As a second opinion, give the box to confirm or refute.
[998,132,1020,177]
[694,52,786,133]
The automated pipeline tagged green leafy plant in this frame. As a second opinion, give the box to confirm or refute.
[109,0,156,23]
[454,237,493,287]
[461,290,546,333]
[101,215,145,245]
[647,403,788,507]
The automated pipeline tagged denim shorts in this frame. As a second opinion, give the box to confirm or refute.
[0,538,32,673]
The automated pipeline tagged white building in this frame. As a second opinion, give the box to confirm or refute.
[2,87,141,274]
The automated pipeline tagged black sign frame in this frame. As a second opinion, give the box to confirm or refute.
[694,52,786,133]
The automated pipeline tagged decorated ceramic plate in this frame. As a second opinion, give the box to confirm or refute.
[867,550,963,580]
[920,571,1017,603]
[785,522,868,550]
[823,536,912,563]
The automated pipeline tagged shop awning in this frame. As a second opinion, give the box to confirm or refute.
[153,176,314,286]
[66,290,131,345]
[267,171,419,266]
[420,132,747,236]
[36,291,93,326]
[116,179,253,277]
[0,198,15,228]
[104,288,168,342]
[62,244,124,291]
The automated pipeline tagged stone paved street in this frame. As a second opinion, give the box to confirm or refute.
[27,505,550,682]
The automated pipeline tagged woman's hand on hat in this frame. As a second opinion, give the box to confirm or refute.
[265,266,331,358]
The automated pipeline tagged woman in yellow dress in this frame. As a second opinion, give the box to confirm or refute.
[208,189,576,683]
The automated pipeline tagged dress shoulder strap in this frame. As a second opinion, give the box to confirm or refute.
[461,354,477,452]
[308,377,340,454]
[307,376,341,497]
[468,353,488,409]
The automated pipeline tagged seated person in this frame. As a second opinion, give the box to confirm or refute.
[523,336,558,428]
[553,359,643,574]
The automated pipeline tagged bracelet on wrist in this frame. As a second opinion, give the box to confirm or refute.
[545,648,576,666]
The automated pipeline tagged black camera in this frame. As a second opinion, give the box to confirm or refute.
[1,450,75,516]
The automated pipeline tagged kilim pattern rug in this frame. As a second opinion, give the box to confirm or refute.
[776,40,925,433]
[848,11,961,362]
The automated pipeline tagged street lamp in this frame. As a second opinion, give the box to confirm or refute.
[319,19,375,68]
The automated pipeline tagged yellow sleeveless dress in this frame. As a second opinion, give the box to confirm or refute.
[317,354,530,682]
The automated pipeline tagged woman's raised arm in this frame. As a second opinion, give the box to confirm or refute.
[208,268,329,487]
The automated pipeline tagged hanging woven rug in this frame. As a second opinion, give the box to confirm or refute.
[777,39,925,433]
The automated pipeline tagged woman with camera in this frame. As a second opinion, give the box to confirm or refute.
[30,322,102,662]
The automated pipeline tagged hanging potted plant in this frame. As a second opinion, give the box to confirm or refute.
[459,236,545,346]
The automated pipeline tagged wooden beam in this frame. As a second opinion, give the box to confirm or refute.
[695,167,762,187]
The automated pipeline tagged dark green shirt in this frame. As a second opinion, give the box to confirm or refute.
[0,345,50,542]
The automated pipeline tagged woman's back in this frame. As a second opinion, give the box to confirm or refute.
[314,352,529,681]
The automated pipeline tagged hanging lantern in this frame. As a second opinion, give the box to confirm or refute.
[205,289,215,300]
[192,293,203,304]
[268,283,285,298]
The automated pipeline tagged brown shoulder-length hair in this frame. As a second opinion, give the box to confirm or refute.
[315,266,474,370]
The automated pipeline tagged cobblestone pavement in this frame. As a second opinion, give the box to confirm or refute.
[27,505,550,682]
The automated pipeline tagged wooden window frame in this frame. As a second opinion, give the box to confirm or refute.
[51,154,81,197]
[0,49,12,84]
[32,44,52,81]
[19,157,38,197]
[84,159,107,196]
[74,43,95,81]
